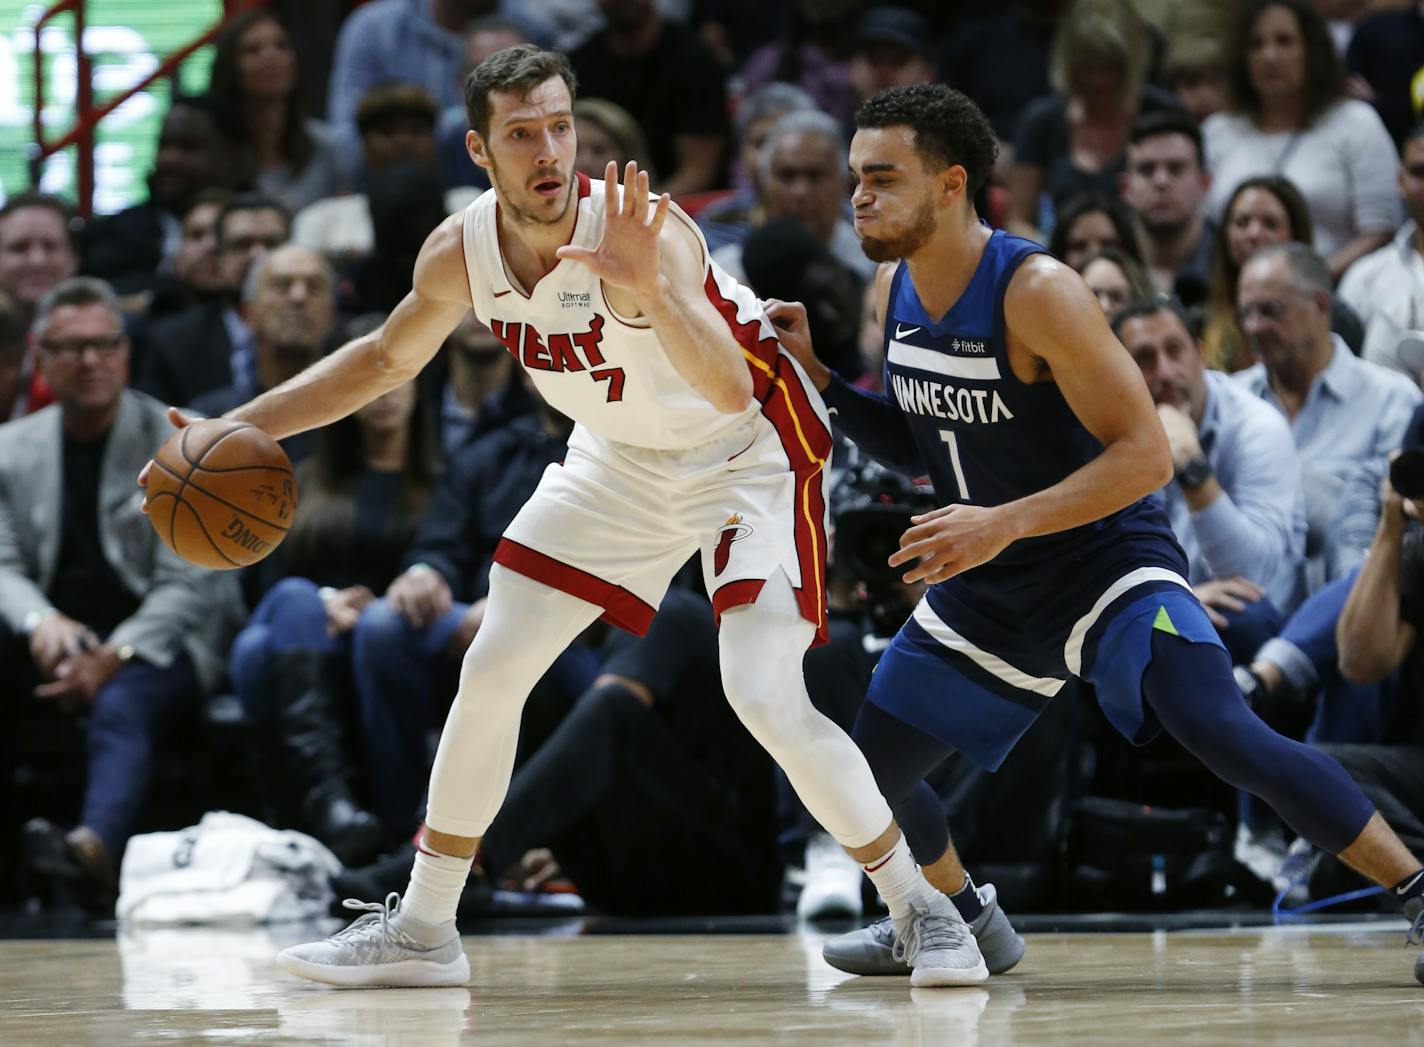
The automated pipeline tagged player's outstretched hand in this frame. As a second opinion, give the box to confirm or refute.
[764,299,830,392]
[136,406,197,515]
[556,160,670,300]
[889,504,1017,585]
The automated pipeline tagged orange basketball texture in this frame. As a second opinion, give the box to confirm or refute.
[145,419,298,570]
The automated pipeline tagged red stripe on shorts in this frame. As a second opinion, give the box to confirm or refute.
[703,272,832,645]
[493,538,655,635]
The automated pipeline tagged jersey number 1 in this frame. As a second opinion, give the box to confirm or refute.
[939,429,970,501]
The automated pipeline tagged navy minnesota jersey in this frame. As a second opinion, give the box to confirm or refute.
[882,229,1182,587]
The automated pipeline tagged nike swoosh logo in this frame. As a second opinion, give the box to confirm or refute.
[493,289,512,298]
[863,851,896,873]
[895,324,921,339]
[1397,870,1424,895]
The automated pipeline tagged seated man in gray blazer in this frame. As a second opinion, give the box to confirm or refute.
[0,277,239,907]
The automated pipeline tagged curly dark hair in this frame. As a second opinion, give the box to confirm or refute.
[465,45,578,141]
[854,84,998,196]
[1227,0,1344,126]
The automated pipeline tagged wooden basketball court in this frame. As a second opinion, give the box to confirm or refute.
[0,920,1420,1044]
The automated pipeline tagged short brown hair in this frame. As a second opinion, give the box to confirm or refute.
[464,45,577,140]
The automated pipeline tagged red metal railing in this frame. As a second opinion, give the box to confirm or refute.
[30,0,270,216]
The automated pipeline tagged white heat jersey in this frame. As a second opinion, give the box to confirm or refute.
[461,173,771,450]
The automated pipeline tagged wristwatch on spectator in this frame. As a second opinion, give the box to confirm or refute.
[1175,455,1214,490]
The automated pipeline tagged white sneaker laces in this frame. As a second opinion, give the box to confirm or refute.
[332,891,401,945]
[892,907,971,965]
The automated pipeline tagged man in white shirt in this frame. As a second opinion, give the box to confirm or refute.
[1337,122,1424,382]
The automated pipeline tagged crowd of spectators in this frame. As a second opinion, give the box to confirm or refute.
[4,0,1424,920]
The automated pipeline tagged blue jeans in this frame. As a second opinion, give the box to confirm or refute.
[1212,592,1283,667]
[1,620,199,860]
[84,650,199,858]
[1256,570,1395,744]
[228,577,342,723]
[351,596,602,833]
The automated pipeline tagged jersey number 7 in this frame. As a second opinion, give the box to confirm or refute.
[591,367,626,403]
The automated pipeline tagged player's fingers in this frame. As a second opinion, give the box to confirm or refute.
[909,506,955,524]
[1213,594,1246,613]
[166,405,193,429]
[903,553,953,585]
[649,192,670,235]
[604,161,619,215]
[888,536,940,567]
[622,161,640,217]
[1205,605,1228,629]
[554,245,596,267]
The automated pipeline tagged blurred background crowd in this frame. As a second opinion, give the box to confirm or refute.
[4,0,1424,926]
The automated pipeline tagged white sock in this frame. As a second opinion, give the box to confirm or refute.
[399,839,473,929]
[859,841,938,923]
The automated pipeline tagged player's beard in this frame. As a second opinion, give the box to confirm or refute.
[488,157,574,226]
[857,192,939,263]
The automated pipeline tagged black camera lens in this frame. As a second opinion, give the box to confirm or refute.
[1390,448,1424,501]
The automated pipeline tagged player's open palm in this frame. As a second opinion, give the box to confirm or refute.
[889,504,1016,585]
[557,161,670,299]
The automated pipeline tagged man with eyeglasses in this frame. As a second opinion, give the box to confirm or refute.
[0,277,238,911]
[1114,294,1305,664]
[1234,242,1421,589]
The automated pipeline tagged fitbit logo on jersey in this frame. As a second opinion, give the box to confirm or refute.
[559,291,593,308]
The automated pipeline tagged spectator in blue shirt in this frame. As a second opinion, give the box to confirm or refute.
[327,0,553,177]
[1116,295,1306,663]
[1233,242,1421,588]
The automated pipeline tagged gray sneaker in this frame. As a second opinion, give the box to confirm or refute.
[822,882,1025,977]
[894,896,988,987]
[276,893,471,988]
[1405,895,1423,986]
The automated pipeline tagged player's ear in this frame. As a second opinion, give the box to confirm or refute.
[939,164,968,205]
[467,129,491,172]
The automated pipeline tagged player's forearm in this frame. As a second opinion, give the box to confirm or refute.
[996,434,1171,543]
[639,278,753,413]
[1337,516,1405,681]
[224,333,413,439]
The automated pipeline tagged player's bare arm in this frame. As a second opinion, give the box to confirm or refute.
[891,256,1172,585]
[559,161,754,414]
[136,214,472,500]
[997,255,1173,532]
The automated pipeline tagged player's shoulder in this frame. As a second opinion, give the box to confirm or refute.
[413,210,475,303]
[1003,251,1080,309]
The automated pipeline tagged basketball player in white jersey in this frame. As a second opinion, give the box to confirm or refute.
[139,46,986,988]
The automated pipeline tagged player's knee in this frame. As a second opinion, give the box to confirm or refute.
[723,668,812,745]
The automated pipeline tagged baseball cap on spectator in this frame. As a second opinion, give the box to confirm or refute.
[855,6,934,61]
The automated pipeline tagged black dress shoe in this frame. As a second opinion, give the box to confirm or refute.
[22,818,116,914]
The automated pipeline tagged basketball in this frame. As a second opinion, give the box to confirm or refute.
[145,419,298,570]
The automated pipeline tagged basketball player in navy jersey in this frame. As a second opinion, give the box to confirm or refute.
[768,83,1424,985]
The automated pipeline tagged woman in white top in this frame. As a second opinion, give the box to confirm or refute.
[1203,0,1399,280]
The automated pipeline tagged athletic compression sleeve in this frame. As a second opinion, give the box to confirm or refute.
[821,371,926,476]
